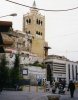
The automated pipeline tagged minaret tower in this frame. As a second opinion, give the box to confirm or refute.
[23,1,45,59]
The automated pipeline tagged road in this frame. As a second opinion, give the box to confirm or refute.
[0,89,78,100]
[0,91,48,100]
[60,89,78,100]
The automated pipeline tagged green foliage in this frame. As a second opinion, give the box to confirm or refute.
[47,64,52,85]
[0,54,22,90]
[0,54,9,90]
[10,54,21,87]
[14,54,20,68]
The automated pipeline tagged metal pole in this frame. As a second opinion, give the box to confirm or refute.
[0,13,17,18]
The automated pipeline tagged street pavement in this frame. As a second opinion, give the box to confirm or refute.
[0,88,78,100]
[60,89,78,100]
[0,91,48,100]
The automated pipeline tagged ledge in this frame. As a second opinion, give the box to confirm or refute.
[46,94,60,100]
[1,33,13,45]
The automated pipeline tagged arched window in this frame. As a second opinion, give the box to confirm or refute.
[38,32,40,35]
[41,32,42,35]
[36,31,38,34]
[36,19,38,24]
[39,20,40,24]
[41,21,42,25]
[29,19,31,23]
[29,31,30,34]
[26,19,28,23]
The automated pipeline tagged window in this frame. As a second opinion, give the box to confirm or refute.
[39,32,40,35]
[36,19,38,24]
[28,31,30,34]
[41,32,42,35]
[36,31,42,35]
[72,65,74,80]
[26,30,31,34]
[68,64,70,80]
[39,20,40,24]
[41,21,42,25]
[36,31,38,34]
[26,19,28,23]
[29,19,31,23]
[36,31,43,38]
[76,65,77,80]
[36,19,42,26]
[22,69,28,75]
[26,18,31,24]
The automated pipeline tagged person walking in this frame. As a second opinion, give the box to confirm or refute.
[68,80,75,98]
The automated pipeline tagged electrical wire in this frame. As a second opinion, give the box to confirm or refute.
[6,0,78,12]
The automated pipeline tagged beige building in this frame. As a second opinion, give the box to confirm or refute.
[0,1,49,65]
[45,55,78,84]
[5,30,29,52]
[23,1,49,59]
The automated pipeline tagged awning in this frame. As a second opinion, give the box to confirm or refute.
[0,32,13,45]
[0,21,12,26]
[0,32,13,53]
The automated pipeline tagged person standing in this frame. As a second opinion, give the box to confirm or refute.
[68,80,75,98]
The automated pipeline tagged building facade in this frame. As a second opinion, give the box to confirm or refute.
[23,1,48,59]
[0,1,50,66]
[45,55,78,84]
[5,30,43,67]
[0,2,49,85]
[66,61,78,84]
[22,66,46,85]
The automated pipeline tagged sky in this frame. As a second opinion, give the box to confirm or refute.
[1,0,78,61]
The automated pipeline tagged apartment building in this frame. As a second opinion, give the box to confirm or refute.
[45,55,78,84]
[66,61,78,84]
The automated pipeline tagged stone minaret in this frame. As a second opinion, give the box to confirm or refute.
[23,1,45,59]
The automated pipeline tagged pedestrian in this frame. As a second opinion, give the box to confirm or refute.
[62,79,66,89]
[52,85,56,93]
[68,80,75,98]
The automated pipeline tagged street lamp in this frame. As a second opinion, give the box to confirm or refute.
[0,13,17,18]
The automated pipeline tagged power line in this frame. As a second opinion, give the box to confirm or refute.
[6,0,78,12]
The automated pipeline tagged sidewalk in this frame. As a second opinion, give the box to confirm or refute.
[22,86,47,93]
[0,90,60,100]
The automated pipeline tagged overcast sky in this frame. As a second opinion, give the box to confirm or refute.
[1,0,78,61]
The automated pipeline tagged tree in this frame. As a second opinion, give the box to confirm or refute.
[10,54,21,88]
[47,64,52,85]
[0,54,9,91]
